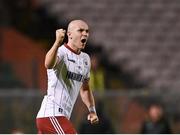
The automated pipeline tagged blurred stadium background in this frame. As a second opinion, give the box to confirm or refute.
[1,0,180,133]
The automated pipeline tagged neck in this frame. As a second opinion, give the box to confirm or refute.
[66,42,81,54]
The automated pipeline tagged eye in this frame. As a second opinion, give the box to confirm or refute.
[78,29,89,33]
[78,29,84,32]
[86,30,89,33]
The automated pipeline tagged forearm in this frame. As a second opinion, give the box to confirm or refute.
[80,88,96,111]
[45,41,60,69]
[45,29,65,69]
[80,86,99,124]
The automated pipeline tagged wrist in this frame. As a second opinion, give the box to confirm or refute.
[88,106,96,114]
[55,39,63,45]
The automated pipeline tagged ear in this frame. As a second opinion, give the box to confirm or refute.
[67,31,72,39]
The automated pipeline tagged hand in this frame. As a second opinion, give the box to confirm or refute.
[87,112,99,124]
[55,29,66,43]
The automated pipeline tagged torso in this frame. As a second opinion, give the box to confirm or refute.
[37,44,90,119]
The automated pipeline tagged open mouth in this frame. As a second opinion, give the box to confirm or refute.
[81,39,87,43]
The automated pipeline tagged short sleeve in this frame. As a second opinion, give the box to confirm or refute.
[54,45,65,68]
[54,46,65,68]
[83,53,91,81]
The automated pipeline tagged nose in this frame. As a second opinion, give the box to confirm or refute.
[82,31,87,36]
[82,30,89,37]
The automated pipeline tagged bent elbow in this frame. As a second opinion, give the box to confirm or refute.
[44,62,53,69]
[44,54,57,69]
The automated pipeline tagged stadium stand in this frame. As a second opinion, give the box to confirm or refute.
[1,0,180,133]
[36,0,180,91]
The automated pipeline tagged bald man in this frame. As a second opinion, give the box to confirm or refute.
[36,20,99,134]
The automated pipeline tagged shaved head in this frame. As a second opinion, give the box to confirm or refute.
[67,20,88,32]
[66,19,89,53]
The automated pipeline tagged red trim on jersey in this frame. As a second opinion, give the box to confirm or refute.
[65,44,80,55]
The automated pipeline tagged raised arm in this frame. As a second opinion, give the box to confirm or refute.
[45,29,66,69]
[80,80,99,124]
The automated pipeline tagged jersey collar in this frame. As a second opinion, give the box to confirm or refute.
[64,44,81,55]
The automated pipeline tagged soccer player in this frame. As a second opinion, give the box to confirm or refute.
[36,20,99,134]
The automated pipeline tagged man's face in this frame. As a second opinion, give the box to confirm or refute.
[68,21,89,50]
[149,105,163,122]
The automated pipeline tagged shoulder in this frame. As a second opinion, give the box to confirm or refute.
[81,52,90,60]
[57,45,67,56]
[81,52,90,62]
[58,44,66,51]
[81,52,91,67]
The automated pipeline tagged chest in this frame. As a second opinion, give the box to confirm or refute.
[63,54,89,75]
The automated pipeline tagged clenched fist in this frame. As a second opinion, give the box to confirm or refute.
[87,112,99,124]
[56,29,66,43]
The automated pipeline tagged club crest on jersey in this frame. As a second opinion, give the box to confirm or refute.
[83,58,88,67]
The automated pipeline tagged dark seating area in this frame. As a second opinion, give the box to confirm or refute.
[0,62,26,88]
[1,0,180,133]
[37,0,180,90]
[1,0,180,90]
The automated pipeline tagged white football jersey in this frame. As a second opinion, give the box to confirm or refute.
[37,44,91,119]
